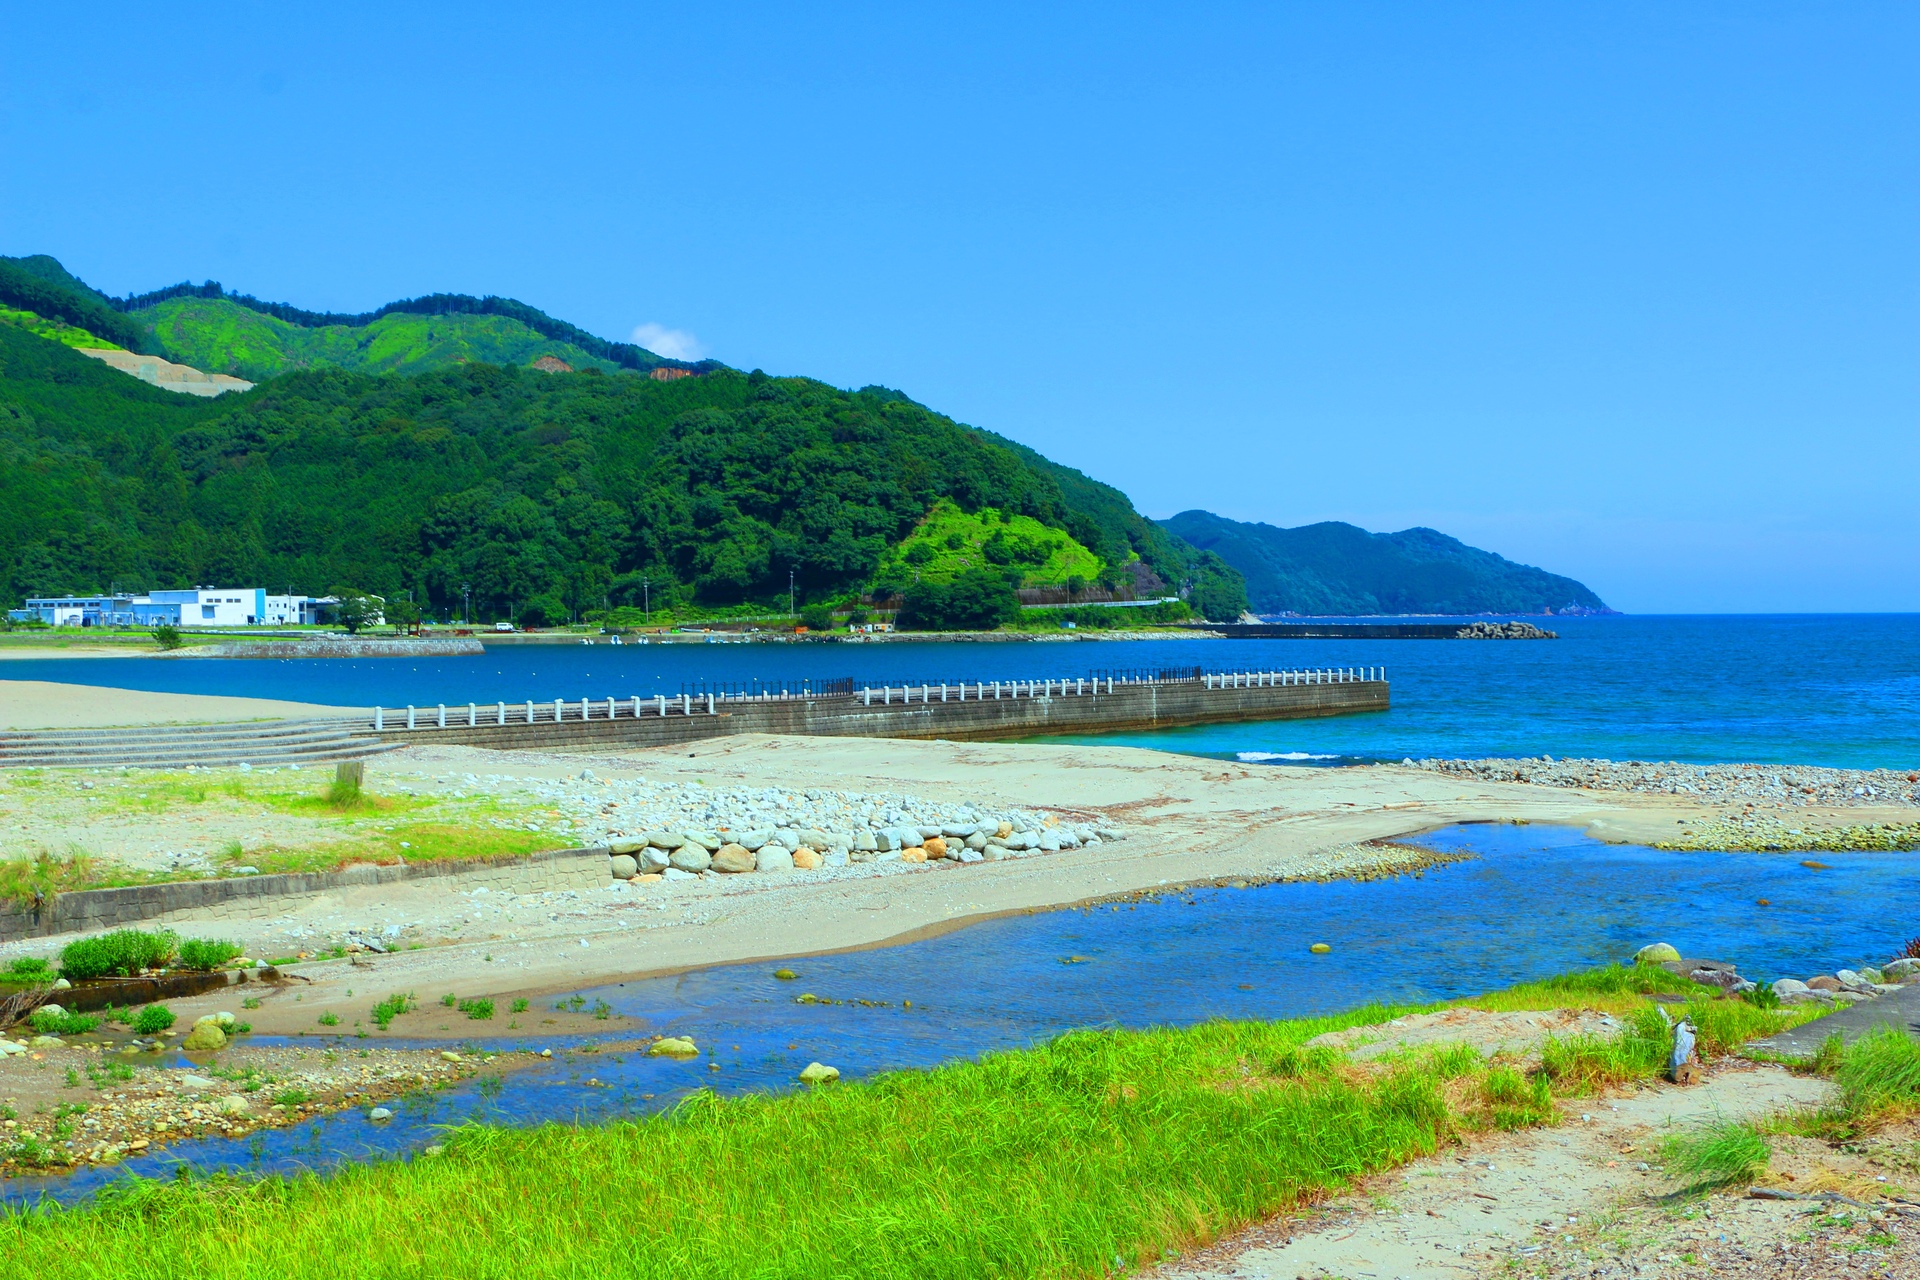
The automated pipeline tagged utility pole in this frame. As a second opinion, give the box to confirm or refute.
[789,567,796,619]
[461,583,470,627]
[642,578,650,623]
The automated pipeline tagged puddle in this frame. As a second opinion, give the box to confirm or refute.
[9,823,1914,1205]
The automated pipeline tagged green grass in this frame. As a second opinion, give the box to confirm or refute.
[1661,1119,1772,1188]
[177,938,244,972]
[371,994,417,1030]
[136,297,630,381]
[0,304,121,351]
[1834,1026,1920,1123]
[0,966,1862,1278]
[59,929,178,980]
[0,1014,1533,1278]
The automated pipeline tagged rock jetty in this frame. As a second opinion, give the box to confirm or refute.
[1407,756,1920,809]
[1455,621,1557,639]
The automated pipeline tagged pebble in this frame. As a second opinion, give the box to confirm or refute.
[1409,756,1920,810]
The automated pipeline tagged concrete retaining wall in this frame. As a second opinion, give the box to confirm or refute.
[0,845,610,945]
[369,679,1388,753]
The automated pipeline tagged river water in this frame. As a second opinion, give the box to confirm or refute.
[3,614,1916,769]
[9,822,1916,1206]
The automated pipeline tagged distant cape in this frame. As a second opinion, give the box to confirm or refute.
[1159,510,1609,617]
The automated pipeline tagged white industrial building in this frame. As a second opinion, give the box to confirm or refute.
[8,588,364,628]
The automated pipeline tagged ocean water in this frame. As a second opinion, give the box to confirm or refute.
[4,614,1916,768]
[10,822,1914,1206]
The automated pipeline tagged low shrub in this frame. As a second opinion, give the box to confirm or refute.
[1661,1119,1771,1187]
[372,993,416,1030]
[59,929,178,980]
[317,1013,340,1027]
[458,998,494,1021]
[5,957,52,980]
[1483,1065,1557,1130]
[130,1004,175,1035]
[1742,982,1782,1010]
[176,938,244,971]
[28,1007,99,1036]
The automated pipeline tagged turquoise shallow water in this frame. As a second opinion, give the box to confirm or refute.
[9,823,1916,1206]
[3,614,1916,768]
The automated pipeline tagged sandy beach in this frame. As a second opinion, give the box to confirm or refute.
[0,679,362,730]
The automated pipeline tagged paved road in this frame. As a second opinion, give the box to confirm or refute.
[1750,982,1920,1057]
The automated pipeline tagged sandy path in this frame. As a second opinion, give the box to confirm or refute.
[1157,1061,1849,1279]
[0,680,363,729]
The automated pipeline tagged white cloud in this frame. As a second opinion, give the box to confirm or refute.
[630,322,705,362]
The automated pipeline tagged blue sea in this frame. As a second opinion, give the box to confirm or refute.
[4,614,1916,769]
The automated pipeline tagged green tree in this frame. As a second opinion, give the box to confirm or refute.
[798,602,835,631]
[896,569,1019,632]
[328,589,381,634]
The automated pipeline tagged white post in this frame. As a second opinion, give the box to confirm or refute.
[437,704,446,728]
[885,687,891,705]
[682,694,691,715]
[555,698,564,721]
[525,700,534,723]
[864,688,871,706]
[498,702,507,725]
[941,683,948,702]
[468,703,476,727]
[406,705,416,729]
[374,708,384,730]
[657,695,667,717]
[631,696,641,718]
[1107,677,1113,693]
[708,694,715,715]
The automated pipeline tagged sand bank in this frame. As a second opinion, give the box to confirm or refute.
[0,679,362,730]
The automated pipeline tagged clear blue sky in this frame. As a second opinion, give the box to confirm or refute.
[4,3,1913,612]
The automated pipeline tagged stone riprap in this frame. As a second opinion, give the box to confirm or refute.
[1771,956,1920,1008]
[458,768,1119,881]
[1409,757,1920,808]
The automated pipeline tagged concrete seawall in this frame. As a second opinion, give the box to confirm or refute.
[368,679,1388,752]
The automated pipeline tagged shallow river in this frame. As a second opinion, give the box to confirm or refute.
[9,823,1915,1206]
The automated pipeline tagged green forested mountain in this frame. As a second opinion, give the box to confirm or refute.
[0,321,1244,622]
[1161,509,1606,616]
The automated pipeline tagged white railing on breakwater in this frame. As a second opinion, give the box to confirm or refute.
[366,666,1384,730]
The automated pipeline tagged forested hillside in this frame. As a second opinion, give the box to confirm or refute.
[0,324,1244,622]
[1162,509,1605,616]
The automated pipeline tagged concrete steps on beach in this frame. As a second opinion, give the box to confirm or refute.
[0,718,396,770]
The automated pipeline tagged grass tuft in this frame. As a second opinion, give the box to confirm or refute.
[1835,1026,1920,1123]
[1661,1118,1771,1188]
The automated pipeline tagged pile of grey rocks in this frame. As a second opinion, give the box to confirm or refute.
[1772,957,1918,1006]
[1407,756,1920,808]
[1455,621,1557,639]
[604,818,1121,880]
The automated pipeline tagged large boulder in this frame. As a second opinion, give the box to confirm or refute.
[711,844,756,874]
[669,845,712,873]
[922,837,948,859]
[215,1094,250,1116]
[608,838,648,856]
[648,1037,698,1057]
[645,831,685,849]
[853,830,879,852]
[1772,978,1811,999]
[1634,943,1682,965]
[798,829,831,850]
[792,848,823,870]
[1885,958,1920,979]
[798,1062,840,1085]
[682,830,723,852]
[610,854,639,879]
[181,1022,227,1051]
[737,829,774,851]
[637,847,671,874]
[755,847,796,873]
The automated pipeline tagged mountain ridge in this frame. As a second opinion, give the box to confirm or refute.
[1161,509,1608,617]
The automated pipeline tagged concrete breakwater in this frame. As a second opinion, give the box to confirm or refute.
[176,637,487,659]
[364,669,1388,751]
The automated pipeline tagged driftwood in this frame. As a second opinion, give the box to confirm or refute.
[0,982,56,1031]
